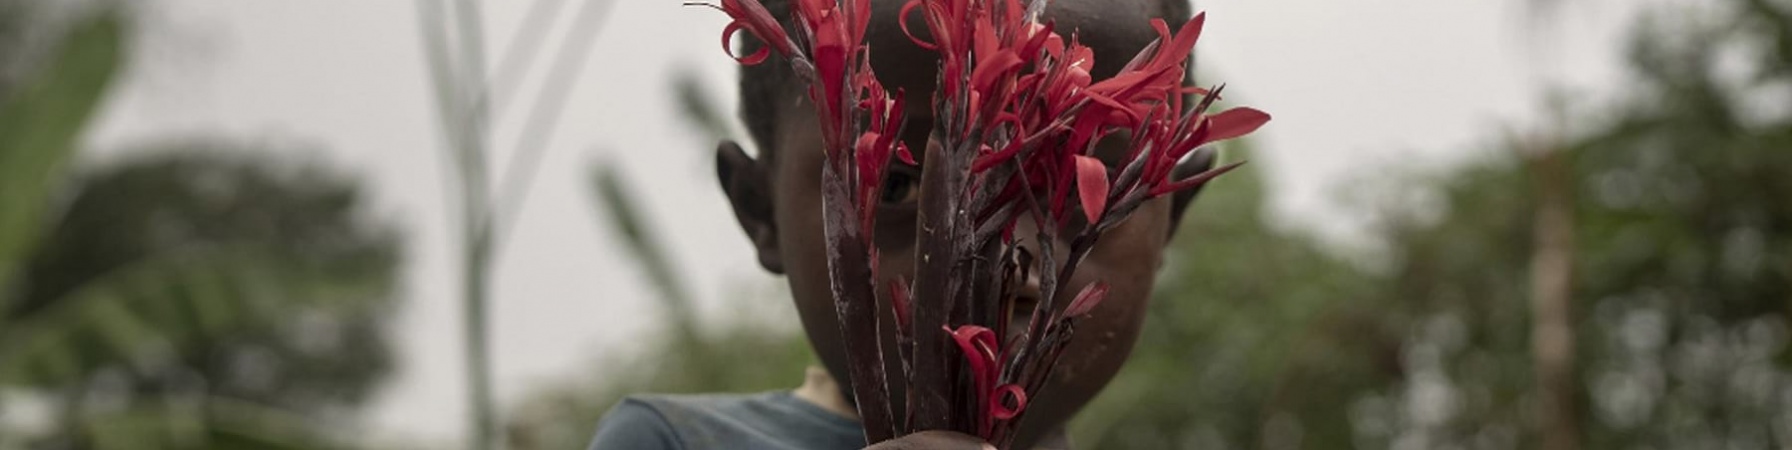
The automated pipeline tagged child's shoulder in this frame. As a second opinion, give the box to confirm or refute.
[617,391,800,425]
[588,391,865,450]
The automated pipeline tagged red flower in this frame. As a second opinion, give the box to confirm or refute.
[708,0,910,242]
[1063,281,1109,318]
[853,74,912,235]
[717,0,798,64]
[706,1,1269,446]
[945,325,1028,437]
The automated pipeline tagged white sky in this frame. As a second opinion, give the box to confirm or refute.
[78,0,1674,445]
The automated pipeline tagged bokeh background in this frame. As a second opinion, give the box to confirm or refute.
[1,0,1788,449]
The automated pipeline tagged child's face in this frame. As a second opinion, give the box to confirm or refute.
[718,0,1192,444]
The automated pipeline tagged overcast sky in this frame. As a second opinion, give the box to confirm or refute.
[79,0,1676,445]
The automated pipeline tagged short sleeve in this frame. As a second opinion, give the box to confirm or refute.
[586,398,684,450]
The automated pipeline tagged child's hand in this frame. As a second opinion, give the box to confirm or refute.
[864,431,997,450]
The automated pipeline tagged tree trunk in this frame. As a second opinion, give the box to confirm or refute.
[1527,147,1579,450]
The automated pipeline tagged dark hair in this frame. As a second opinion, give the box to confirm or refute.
[737,0,1194,161]
[735,0,805,161]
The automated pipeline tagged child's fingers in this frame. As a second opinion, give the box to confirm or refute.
[862,430,995,450]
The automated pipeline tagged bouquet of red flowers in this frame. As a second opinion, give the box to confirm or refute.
[704,0,1268,446]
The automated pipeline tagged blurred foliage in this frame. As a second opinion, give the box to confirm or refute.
[0,0,41,98]
[1,144,404,450]
[0,5,120,296]
[1076,1,1792,449]
[503,164,811,450]
[0,7,402,449]
[505,304,811,450]
[1070,156,1400,449]
[671,70,736,144]
[526,0,1792,449]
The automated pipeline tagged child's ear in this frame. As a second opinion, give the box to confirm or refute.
[1166,147,1218,239]
[716,140,786,273]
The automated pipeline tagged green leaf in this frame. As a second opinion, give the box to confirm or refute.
[0,11,125,294]
[590,164,697,326]
[671,70,734,144]
[0,247,386,388]
[77,397,343,450]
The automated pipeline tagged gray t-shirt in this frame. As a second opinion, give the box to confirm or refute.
[586,391,867,450]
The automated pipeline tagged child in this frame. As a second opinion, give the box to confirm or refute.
[590,0,1213,447]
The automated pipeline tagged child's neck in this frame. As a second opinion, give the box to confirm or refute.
[793,365,861,419]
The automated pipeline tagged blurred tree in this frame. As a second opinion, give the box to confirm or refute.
[1081,1,1792,448]
[671,70,738,144]
[1365,3,1791,448]
[0,2,118,299]
[1069,151,1398,449]
[17,144,400,407]
[0,7,403,449]
[0,0,35,99]
[0,144,403,450]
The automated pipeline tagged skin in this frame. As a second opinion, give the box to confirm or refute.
[718,0,1211,447]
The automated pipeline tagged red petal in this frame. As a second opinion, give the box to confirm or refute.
[722,0,796,55]
[970,51,1022,97]
[1064,281,1110,317]
[1204,107,1272,143]
[737,46,770,65]
[812,44,851,119]
[722,22,773,65]
[1088,68,1152,96]
[1147,13,1204,71]
[1150,160,1246,197]
[1073,154,1109,224]
[856,132,886,229]
[1118,37,1162,74]
[1083,91,1140,124]
[946,325,999,362]
[1151,17,1172,42]
[721,21,743,55]
[850,0,871,44]
[899,0,938,50]
[971,139,1023,173]
[856,132,884,160]
[946,324,1003,356]
[1019,22,1056,60]
[973,13,999,59]
[946,325,1001,402]
[884,88,907,135]
[990,384,1029,420]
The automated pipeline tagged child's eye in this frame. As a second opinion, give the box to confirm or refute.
[879,170,920,206]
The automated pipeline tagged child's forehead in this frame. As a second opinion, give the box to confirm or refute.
[863,0,1171,100]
